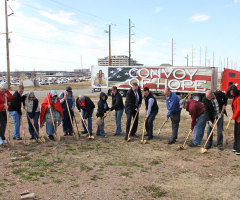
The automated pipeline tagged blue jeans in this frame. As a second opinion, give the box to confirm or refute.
[46,121,57,135]
[192,113,207,145]
[62,110,73,134]
[206,115,224,148]
[115,109,124,135]
[96,121,105,136]
[81,109,94,135]
[9,111,21,139]
[26,112,40,138]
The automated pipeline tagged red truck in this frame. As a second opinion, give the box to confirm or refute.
[91,66,239,101]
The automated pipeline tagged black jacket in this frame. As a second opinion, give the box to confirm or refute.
[125,87,142,113]
[76,96,95,119]
[96,92,109,118]
[22,94,39,118]
[203,91,228,122]
[8,91,24,115]
[111,91,124,111]
[144,92,158,114]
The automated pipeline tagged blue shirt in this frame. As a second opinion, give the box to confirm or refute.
[166,92,181,118]
[146,98,154,118]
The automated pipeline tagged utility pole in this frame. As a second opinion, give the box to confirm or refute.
[185,54,189,67]
[108,24,111,66]
[227,57,229,68]
[171,38,173,66]
[129,19,131,66]
[5,0,11,89]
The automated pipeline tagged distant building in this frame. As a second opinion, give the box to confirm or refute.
[98,55,143,66]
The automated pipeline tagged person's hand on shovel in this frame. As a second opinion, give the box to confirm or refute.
[209,121,214,128]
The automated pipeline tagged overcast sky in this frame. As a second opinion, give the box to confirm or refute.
[0,0,240,71]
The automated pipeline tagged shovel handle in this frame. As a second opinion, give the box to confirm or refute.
[203,110,224,149]
[79,110,91,137]
[65,99,76,133]
[182,130,193,147]
[46,95,57,133]
[184,88,195,100]
[25,111,40,139]
[127,109,139,140]
[226,118,232,130]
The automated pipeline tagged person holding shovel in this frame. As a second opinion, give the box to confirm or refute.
[76,95,95,136]
[40,90,64,140]
[59,87,75,136]
[227,85,240,155]
[203,90,228,150]
[179,99,206,147]
[164,87,182,144]
[110,86,124,136]
[96,92,109,138]
[124,83,142,141]
[8,85,24,140]
[0,82,13,145]
[143,87,158,140]
[23,91,40,140]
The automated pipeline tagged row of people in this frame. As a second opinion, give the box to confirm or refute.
[0,82,239,156]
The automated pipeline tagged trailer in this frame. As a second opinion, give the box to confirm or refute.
[91,66,220,101]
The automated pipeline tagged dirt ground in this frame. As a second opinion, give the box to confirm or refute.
[0,95,239,200]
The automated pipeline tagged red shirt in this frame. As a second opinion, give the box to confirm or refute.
[231,95,240,123]
[0,90,13,112]
[186,99,204,130]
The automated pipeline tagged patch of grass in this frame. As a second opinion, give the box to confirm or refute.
[19,156,31,162]
[0,182,5,188]
[79,163,93,171]
[12,168,28,175]
[53,179,62,183]
[119,172,132,178]
[90,175,102,181]
[144,184,167,198]
[149,160,161,166]
[25,148,36,152]
[42,151,51,157]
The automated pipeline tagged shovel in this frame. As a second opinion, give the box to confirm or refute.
[73,115,80,136]
[177,130,192,150]
[65,99,79,140]
[20,117,30,146]
[25,111,45,143]
[154,119,167,136]
[47,95,61,142]
[127,109,139,142]
[200,111,223,154]
[140,118,147,144]
[5,96,14,146]
[96,110,111,125]
[79,110,94,139]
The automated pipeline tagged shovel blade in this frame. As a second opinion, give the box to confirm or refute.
[177,145,185,151]
[200,148,207,154]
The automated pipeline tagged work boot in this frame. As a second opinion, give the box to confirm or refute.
[48,135,55,141]
[168,138,176,144]
[188,140,198,147]
[81,131,87,134]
